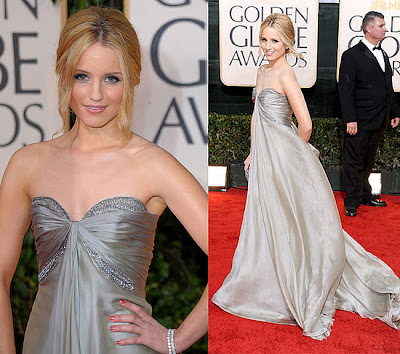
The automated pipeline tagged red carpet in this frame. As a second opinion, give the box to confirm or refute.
[209,189,400,353]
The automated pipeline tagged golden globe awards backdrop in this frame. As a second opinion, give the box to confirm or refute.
[219,0,319,87]
[0,0,64,178]
[337,0,400,91]
[127,0,208,189]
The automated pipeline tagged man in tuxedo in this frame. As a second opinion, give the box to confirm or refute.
[339,11,399,217]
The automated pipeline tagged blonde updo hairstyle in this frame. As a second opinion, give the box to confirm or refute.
[259,13,302,59]
[55,6,141,144]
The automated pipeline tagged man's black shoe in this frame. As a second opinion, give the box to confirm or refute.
[345,206,357,217]
[360,199,387,207]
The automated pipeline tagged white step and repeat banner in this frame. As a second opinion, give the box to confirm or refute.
[337,0,400,91]
[219,0,319,87]
[0,0,63,178]
[127,0,208,189]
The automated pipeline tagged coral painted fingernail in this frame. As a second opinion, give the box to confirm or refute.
[109,316,115,321]
[116,340,121,345]
[110,326,115,331]
[120,300,126,305]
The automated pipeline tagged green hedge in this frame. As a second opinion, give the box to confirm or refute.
[209,112,400,171]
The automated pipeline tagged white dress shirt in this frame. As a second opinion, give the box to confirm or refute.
[362,37,385,72]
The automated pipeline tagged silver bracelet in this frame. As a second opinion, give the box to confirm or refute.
[167,328,176,354]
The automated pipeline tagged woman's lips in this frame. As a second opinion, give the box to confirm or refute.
[84,105,107,114]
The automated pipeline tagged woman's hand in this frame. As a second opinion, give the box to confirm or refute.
[244,153,251,171]
[110,300,171,353]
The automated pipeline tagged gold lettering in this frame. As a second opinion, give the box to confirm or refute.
[370,0,379,10]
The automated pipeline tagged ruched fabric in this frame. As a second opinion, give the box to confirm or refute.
[23,196,158,353]
[212,88,400,340]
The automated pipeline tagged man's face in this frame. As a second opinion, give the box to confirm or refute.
[367,17,386,42]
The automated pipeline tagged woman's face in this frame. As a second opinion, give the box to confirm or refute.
[260,26,286,61]
[70,42,124,129]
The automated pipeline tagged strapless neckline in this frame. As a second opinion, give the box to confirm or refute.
[31,195,156,222]
[257,87,287,98]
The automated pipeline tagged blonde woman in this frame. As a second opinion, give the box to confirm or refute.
[212,13,399,340]
[0,7,207,354]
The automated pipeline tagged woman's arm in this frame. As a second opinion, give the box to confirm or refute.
[244,111,254,171]
[0,149,34,354]
[245,66,266,171]
[281,69,312,142]
[150,151,208,352]
[111,148,207,353]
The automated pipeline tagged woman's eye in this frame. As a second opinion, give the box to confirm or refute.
[74,73,88,81]
[272,39,279,43]
[261,38,267,42]
[105,76,120,83]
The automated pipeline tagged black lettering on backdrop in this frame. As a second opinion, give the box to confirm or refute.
[287,53,308,68]
[391,16,400,32]
[3,0,38,20]
[392,61,400,76]
[154,98,193,144]
[244,6,260,23]
[296,27,307,49]
[24,103,44,144]
[0,102,45,146]
[230,25,259,48]
[230,5,243,22]
[151,18,206,87]
[0,35,8,91]
[13,33,40,94]
[188,97,207,143]
[230,25,247,47]
[0,104,19,147]
[348,35,363,49]
[229,6,308,24]
[382,36,400,58]
[228,50,268,66]
[349,15,363,32]
[294,8,308,23]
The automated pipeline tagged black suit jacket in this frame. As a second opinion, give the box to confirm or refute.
[338,41,396,131]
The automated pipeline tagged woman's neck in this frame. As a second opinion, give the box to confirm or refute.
[66,120,127,152]
[267,54,288,70]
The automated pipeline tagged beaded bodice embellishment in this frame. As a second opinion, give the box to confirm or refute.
[32,196,149,291]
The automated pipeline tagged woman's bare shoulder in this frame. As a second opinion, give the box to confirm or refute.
[257,64,269,77]
[8,141,46,166]
[280,65,296,81]
[126,134,180,166]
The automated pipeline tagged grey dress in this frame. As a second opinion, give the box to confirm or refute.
[23,196,159,353]
[212,88,400,340]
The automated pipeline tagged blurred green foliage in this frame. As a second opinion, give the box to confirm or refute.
[208,112,251,165]
[11,1,207,353]
[209,113,400,171]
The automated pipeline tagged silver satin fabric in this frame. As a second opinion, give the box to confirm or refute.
[23,197,158,353]
[212,88,400,340]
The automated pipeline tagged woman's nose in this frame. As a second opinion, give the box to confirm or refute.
[89,81,104,101]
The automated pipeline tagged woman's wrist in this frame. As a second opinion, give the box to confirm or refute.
[168,327,189,354]
[167,329,177,354]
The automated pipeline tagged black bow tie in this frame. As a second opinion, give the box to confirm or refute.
[373,44,382,51]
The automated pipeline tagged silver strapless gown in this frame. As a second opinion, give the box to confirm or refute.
[212,88,400,340]
[23,196,158,353]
